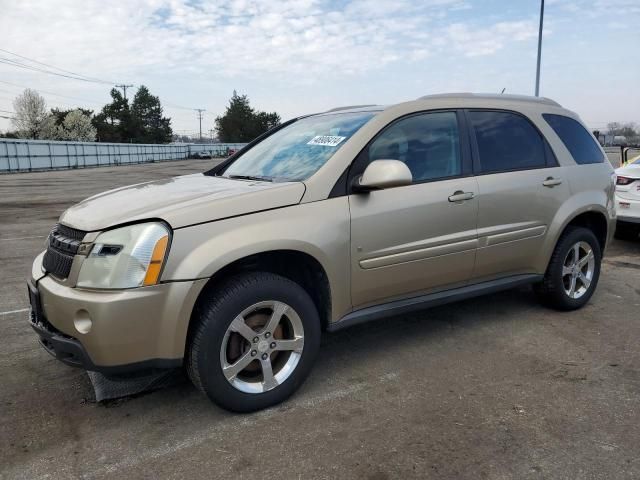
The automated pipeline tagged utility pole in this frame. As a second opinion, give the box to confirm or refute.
[195,109,206,142]
[535,0,545,97]
[115,84,134,100]
[209,129,215,143]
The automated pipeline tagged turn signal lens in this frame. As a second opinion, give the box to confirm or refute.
[143,235,169,286]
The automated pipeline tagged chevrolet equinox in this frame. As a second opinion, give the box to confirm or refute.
[28,93,616,412]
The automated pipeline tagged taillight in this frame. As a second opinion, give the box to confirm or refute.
[617,176,635,186]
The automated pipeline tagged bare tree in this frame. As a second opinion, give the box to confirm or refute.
[607,121,640,144]
[12,89,48,139]
[618,123,639,141]
[606,122,622,136]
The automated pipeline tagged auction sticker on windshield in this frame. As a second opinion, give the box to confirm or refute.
[307,135,346,147]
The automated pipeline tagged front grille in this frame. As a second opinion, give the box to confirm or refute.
[56,223,86,242]
[42,223,87,279]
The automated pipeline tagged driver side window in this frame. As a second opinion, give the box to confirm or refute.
[368,111,461,183]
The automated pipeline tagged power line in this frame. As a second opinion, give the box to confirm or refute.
[0,80,190,116]
[0,79,105,105]
[0,49,203,120]
[0,50,209,131]
[0,49,200,107]
[0,91,90,110]
[0,48,118,84]
[0,84,204,133]
[164,101,196,111]
[0,57,116,85]
[1,76,201,120]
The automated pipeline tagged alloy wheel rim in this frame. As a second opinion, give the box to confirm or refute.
[562,241,595,299]
[219,300,304,394]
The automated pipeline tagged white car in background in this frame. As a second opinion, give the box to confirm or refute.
[615,155,640,240]
[194,150,212,159]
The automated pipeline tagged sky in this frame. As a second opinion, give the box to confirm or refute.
[0,0,639,137]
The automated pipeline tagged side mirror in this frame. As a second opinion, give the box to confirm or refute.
[354,160,413,192]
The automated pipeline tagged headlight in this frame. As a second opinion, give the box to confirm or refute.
[77,222,170,289]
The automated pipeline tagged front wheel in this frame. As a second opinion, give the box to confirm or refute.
[187,272,321,412]
[534,226,602,311]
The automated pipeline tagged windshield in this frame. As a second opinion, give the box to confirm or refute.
[222,111,376,181]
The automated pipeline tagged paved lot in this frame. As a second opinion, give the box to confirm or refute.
[1,159,640,479]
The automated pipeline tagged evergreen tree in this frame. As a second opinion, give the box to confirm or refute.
[92,88,132,142]
[215,91,281,142]
[92,86,172,143]
[130,85,173,143]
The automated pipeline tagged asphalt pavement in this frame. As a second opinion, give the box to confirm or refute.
[1,159,639,479]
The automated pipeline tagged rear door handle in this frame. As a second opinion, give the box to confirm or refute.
[542,177,563,187]
[448,191,475,202]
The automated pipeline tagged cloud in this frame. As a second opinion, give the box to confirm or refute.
[0,0,540,81]
[2,0,636,133]
[444,21,538,57]
[547,0,640,16]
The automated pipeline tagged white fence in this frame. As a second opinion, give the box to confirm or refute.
[0,138,247,173]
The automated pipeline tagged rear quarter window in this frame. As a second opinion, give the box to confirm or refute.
[543,114,605,165]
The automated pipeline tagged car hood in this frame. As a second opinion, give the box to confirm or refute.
[59,173,306,231]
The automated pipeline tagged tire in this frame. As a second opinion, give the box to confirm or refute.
[614,221,640,241]
[534,226,602,311]
[187,272,321,412]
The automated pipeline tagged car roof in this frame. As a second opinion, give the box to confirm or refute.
[315,93,563,119]
[309,105,385,117]
[416,92,561,107]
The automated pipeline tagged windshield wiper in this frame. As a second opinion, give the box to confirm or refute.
[226,174,273,182]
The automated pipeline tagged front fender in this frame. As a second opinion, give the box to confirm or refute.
[162,198,352,322]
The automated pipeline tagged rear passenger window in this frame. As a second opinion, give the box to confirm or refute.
[468,111,546,173]
[368,111,461,182]
[543,114,605,164]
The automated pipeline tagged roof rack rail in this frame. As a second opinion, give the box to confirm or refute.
[325,104,378,112]
[417,93,561,107]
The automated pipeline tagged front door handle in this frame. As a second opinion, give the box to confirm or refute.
[543,177,563,187]
[448,191,475,202]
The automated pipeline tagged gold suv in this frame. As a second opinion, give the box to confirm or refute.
[28,93,616,412]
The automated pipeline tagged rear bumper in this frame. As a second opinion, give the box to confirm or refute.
[28,253,207,373]
[615,193,640,223]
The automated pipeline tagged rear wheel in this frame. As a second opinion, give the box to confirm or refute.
[614,221,640,241]
[535,226,601,310]
[187,272,320,412]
